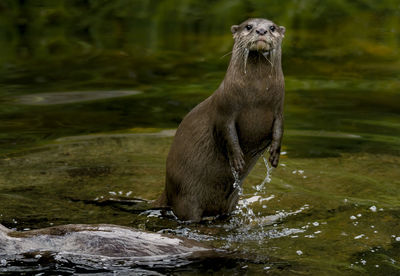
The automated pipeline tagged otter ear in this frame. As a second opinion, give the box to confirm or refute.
[231,25,239,35]
[279,26,286,37]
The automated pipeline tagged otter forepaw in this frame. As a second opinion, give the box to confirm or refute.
[229,150,245,172]
[269,142,281,168]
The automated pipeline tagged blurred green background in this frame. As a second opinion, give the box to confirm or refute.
[0,0,399,156]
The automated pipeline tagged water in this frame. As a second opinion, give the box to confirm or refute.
[0,0,400,274]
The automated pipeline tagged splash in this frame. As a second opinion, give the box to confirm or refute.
[254,156,273,194]
[228,153,274,238]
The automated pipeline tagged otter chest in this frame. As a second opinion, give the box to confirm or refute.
[236,106,274,150]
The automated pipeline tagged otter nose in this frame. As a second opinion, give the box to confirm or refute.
[256,28,267,35]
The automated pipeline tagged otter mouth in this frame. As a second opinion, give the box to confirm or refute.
[251,40,272,52]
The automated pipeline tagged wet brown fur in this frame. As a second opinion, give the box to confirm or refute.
[158,18,286,222]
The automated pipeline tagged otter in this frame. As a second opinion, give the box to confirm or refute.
[158,18,285,222]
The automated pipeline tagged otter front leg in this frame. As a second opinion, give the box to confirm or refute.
[269,115,283,167]
[219,119,245,172]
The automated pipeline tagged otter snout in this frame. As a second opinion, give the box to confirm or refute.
[256,28,268,35]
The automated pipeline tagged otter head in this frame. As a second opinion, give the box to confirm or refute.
[231,18,285,53]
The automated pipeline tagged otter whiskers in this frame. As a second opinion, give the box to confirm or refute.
[243,48,249,74]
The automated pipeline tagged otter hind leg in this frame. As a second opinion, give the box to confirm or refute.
[172,198,203,222]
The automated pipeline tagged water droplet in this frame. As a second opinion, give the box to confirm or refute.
[296,250,303,255]
[361,259,367,265]
[354,234,365,239]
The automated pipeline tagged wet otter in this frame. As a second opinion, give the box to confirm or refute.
[159,18,286,222]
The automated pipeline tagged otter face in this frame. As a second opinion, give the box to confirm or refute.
[231,18,285,52]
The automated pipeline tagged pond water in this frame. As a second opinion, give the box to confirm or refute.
[0,1,399,275]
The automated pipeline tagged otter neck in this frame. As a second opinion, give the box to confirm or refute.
[225,46,282,86]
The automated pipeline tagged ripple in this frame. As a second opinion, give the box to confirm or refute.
[16,90,141,105]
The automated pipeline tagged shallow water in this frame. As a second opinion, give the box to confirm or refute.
[0,1,400,275]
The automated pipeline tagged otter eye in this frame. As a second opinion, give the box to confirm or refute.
[245,24,253,31]
[269,25,276,32]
